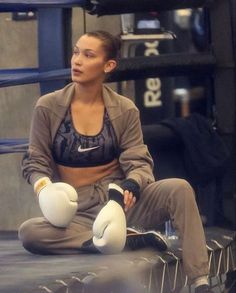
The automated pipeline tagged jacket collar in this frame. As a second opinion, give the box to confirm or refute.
[55,82,75,107]
[54,82,122,119]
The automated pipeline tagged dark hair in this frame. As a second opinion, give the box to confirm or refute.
[85,30,121,61]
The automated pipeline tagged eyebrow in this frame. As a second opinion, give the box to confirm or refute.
[74,45,96,53]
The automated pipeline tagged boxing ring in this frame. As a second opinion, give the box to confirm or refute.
[0,228,235,292]
[0,0,236,292]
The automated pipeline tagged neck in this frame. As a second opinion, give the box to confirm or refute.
[74,81,103,104]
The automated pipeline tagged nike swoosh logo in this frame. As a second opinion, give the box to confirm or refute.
[78,145,100,153]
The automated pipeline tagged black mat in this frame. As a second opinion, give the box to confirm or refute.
[0,228,235,293]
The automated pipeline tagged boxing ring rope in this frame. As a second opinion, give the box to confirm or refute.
[0,52,216,87]
[84,0,214,16]
[0,0,213,13]
[0,139,28,154]
[0,0,86,12]
[0,68,70,88]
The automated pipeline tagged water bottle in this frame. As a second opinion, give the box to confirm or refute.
[165,220,178,240]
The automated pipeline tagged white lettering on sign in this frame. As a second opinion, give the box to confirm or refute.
[143,41,162,108]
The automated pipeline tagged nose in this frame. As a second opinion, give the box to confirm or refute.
[72,53,82,65]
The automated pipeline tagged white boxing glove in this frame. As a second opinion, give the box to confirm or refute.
[93,183,126,254]
[34,177,78,228]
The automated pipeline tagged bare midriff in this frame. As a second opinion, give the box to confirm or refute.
[56,158,119,188]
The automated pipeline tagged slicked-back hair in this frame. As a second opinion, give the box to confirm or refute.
[85,30,121,61]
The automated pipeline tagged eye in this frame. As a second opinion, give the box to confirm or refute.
[85,52,94,58]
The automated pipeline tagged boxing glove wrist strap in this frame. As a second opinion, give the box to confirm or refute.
[108,183,124,209]
[34,177,52,195]
[120,179,140,201]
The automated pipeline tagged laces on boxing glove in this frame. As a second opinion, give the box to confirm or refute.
[108,183,125,209]
[120,179,140,201]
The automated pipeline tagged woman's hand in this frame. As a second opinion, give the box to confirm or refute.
[123,190,136,212]
[120,179,140,212]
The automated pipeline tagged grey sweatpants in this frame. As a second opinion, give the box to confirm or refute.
[18,177,209,281]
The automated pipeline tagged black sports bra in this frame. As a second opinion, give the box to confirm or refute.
[52,108,119,167]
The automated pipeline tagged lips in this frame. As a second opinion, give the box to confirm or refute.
[72,68,83,75]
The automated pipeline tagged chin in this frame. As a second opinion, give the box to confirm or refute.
[72,76,83,83]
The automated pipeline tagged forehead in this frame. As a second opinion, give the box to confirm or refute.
[76,35,104,52]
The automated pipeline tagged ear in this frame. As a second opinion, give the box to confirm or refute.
[104,59,117,74]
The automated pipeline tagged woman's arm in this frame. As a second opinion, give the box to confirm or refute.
[118,108,155,192]
[22,105,54,186]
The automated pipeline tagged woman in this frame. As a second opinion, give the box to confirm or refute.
[19,31,212,293]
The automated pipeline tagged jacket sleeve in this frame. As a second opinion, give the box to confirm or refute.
[22,105,55,186]
[118,107,155,191]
